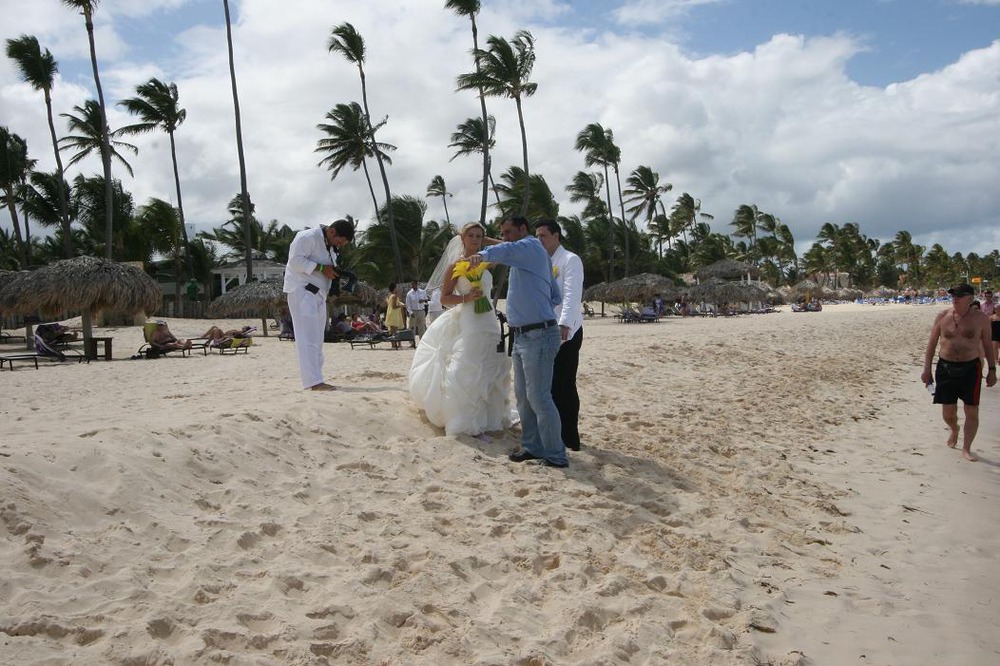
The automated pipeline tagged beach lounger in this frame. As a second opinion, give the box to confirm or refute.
[211,336,253,354]
[0,353,40,370]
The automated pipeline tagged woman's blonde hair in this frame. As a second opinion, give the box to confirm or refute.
[459,222,485,237]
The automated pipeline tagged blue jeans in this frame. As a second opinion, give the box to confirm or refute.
[511,326,566,466]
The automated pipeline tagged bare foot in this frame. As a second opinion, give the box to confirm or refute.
[946,431,958,448]
[962,450,978,462]
[308,383,337,391]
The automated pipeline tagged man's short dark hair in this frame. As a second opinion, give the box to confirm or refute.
[507,215,530,231]
[330,218,355,241]
[535,218,561,239]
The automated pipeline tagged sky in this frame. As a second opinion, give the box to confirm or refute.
[1,0,999,260]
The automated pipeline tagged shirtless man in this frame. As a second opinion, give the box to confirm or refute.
[921,283,997,461]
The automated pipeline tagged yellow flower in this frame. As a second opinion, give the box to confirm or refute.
[452,260,493,314]
[452,260,491,280]
[552,265,559,278]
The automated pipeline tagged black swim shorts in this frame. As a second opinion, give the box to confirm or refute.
[933,358,982,406]
[992,320,1000,342]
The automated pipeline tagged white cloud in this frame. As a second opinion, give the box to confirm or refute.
[614,0,728,26]
[2,0,998,258]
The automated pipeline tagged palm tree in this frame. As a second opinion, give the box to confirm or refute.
[71,173,134,259]
[328,22,402,282]
[118,77,192,286]
[731,204,763,264]
[0,127,32,266]
[6,35,73,257]
[668,193,713,250]
[494,166,558,220]
[20,170,73,234]
[457,29,537,217]
[222,0,255,283]
[448,115,500,206]
[892,230,925,287]
[61,0,114,260]
[131,197,181,269]
[575,123,619,278]
[565,170,607,221]
[59,100,138,175]
[425,175,452,226]
[353,195,451,285]
[315,101,395,220]
[445,0,491,227]
[623,165,672,258]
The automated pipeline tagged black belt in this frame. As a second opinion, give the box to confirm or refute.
[510,319,557,335]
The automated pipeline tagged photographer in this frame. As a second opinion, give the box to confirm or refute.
[282,219,355,390]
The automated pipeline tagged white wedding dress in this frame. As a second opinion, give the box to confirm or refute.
[409,270,514,436]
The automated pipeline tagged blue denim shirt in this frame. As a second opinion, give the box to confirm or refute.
[480,236,561,327]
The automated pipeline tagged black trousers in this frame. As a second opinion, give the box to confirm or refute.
[552,326,582,449]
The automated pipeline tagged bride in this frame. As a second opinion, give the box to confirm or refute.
[409,222,513,436]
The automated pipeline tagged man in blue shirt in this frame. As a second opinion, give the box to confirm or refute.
[468,216,567,468]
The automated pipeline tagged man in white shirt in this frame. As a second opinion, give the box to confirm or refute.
[535,219,584,451]
[282,219,354,391]
[405,280,428,338]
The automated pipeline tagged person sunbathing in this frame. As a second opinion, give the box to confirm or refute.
[151,322,193,351]
[200,325,255,342]
[350,313,383,334]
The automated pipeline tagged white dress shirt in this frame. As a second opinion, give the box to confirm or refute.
[405,287,428,315]
[550,244,584,341]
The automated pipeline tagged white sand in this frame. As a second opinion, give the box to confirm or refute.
[2,303,998,665]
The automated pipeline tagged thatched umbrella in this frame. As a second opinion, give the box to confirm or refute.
[789,279,830,301]
[601,273,677,304]
[0,256,161,357]
[688,278,769,310]
[208,279,381,335]
[207,279,285,336]
[695,259,759,282]
[332,280,379,308]
[0,269,31,348]
[582,281,607,303]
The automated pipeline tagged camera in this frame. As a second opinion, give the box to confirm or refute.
[329,268,358,297]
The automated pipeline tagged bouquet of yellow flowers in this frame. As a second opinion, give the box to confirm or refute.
[452,260,493,313]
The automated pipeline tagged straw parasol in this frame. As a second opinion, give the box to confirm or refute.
[208,279,381,334]
[600,273,677,303]
[582,281,607,303]
[0,256,161,356]
[332,280,379,308]
[207,280,285,336]
[789,279,831,301]
[688,277,769,308]
[695,259,759,281]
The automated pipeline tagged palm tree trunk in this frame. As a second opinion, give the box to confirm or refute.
[223,0,254,284]
[514,96,530,217]
[358,69,403,282]
[4,194,28,267]
[488,159,501,207]
[602,165,614,281]
[614,165,628,276]
[441,193,451,226]
[79,6,114,261]
[168,129,193,278]
[361,158,381,223]
[469,13,490,228]
[43,88,73,257]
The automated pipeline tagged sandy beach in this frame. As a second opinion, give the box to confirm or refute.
[2,303,998,665]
